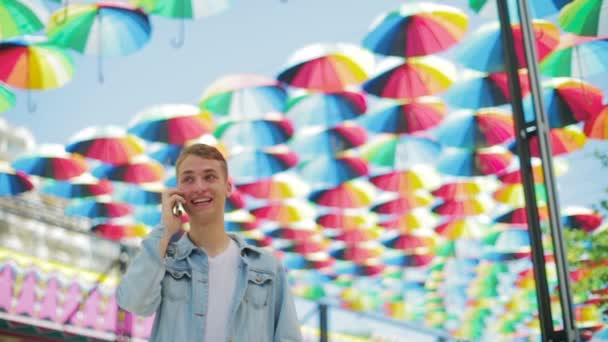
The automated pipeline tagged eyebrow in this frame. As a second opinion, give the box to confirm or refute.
[179,168,219,176]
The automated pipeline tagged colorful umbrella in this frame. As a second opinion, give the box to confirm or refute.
[499,159,569,184]
[0,0,49,40]
[91,222,149,241]
[41,177,113,199]
[434,217,489,240]
[432,197,493,217]
[558,0,608,36]
[470,0,569,19]
[227,148,298,182]
[433,109,515,149]
[11,145,88,180]
[250,200,314,224]
[493,183,547,207]
[370,164,440,193]
[214,115,293,151]
[437,146,514,177]
[132,0,229,19]
[432,179,495,200]
[330,244,383,263]
[494,205,549,225]
[442,70,531,109]
[285,91,366,129]
[363,56,454,100]
[540,36,608,79]
[454,20,559,73]
[523,78,603,128]
[298,155,369,188]
[277,43,374,92]
[357,97,446,134]
[361,134,442,170]
[66,126,145,165]
[114,184,162,205]
[199,74,287,119]
[561,207,604,232]
[331,227,381,244]
[127,104,215,145]
[527,125,587,157]
[65,199,133,219]
[148,134,226,165]
[382,233,435,253]
[0,84,15,113]
[93,157,164,184]
[316,211,374,230]
[371,191,434,215]
[235,174,308,201]
[308,180,375,209]
[0,163,33,196]
[584,105,608,139]
[362,3,467,58]
[379,209,439,232]
[288,122,367,160]
[265,226,318,241]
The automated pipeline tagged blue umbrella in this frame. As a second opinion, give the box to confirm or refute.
[134,206,162,226]
[41,178,113,199]
[227,149,298,183]
[298,155,369,189]
[65,199,132,219]
[432,109,515,149]
[214,116,293,151]
[285,91,367,129]
[356,98,446,134]
[114,184,162,205]
[149,144,183,165]
[437,147,513,177]
[289,123,367,160]
[0,167,33,196]
[361,135,442,170]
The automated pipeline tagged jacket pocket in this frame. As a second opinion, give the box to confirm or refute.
[244,271,273,309]
[162,268,191,302]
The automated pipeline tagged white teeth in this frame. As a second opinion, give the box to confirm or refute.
[193,198,212,204]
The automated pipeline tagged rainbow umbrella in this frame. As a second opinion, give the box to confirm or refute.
[236,174,308,201]
[41,177,113,199]
[265,226,318,241]
[114,184,162,205]
[330,244,383,263]
[293,284,326,301]
[361,135,442,170]
[132,0,229,19]
[371,192,434,215]
[494,205,549,225]
[277,43,374,92]
[379,210,439,232]
[280,239,328,255]
[91,221,149,241]
[308,180,375,209]
[316,212,372,230]
[454,20,559,73]
[47,2,151,82]
[363,3,467,58]
[66,126,145,165]
[584,105,608,139]
[363,56,454,100]
[382,233,435,253]
[128,104,214,145]
[487,227,531,253]
[227,148,298,182]
[214,115,293,151]
[65,199,133,219]
[493,183,547,207]
[442,70,530,109]
[382,252,434,267]
[333,261,385,277]
[470,0,569,19]
[93,157,164,184]
[133,205,161,226]
[499,159,569,183]
[298,155,369,188]
[434,218,489,240]
[357,97,446,134]
[11,145,88,180]
[370,164,440,193]
[433,109,515,149]
[199,74,287,119]
[527,125,587,157]
[285,91,367,129]
[437,146,514,177]
[250,200,314,224]
[289,122,367,160]
[0,84,15,113]
[558,0,608,36]
[0,0,49,40]
[561,207,604,232]
[523,78,603,128]
[0,164,33,196]
[432,197,493,217]
[432,179,496,200]
[540,36,608,79]
[331,228,381,244]
[225,190,246,212]
[148,134,226,165]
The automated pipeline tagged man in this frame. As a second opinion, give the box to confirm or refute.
[117,143,302,342]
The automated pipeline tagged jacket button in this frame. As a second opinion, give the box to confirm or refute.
[195,313,205,317]
[256,275,262,282]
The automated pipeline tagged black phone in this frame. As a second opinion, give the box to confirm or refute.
[172,202,185,217]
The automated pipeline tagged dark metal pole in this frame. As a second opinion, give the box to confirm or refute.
[514,0,578,340]
[319,303,328,342]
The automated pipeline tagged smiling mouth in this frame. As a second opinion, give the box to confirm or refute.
[192,198,212,205]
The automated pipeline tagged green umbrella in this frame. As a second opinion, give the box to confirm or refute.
[558,0,608,36]
[0,0,49,40]
[0,84,15,113]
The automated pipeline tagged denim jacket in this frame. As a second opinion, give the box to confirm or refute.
[116,225,302,342]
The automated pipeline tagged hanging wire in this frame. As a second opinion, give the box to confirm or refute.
[97,9,104,84]
[171,0,185,48]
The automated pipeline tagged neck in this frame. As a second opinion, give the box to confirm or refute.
[187,215,230,257]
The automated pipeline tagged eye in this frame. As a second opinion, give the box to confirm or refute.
[205,174,217,181]
[182,176,194,183]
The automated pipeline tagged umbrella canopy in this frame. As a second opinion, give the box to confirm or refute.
[285,91,366,129]
[561,207,604,232]
[493,183,547,207]
[470,0,569,19]
[363,56,454,100]
[432,197,493,217]
[0,0,48,40]
[41,177,113,199]
[540,36,608,79]
[277,43,374,92]
[47,2,151,56]
[434,217,489,240]
[316,211,373,230]
[308,180,375,209]
[437,146,514,177]
[432,179,493,200]
[236,174,308,201]
[584,105,608,139]
[361,134,442,170]
[128,104,215,145]
[289,122,367,160]
[132,0,230,18]
[494,205,549,225]
[523,78,603,128]
[379,209,439,232]
[558,0,608,37]
[0,163,33,196]
[499,159,569,184]
[454,20,559,73]
[362,2,468,58]
[227,148,298,182]
[93,157,164,184]
[11,145,88,180]
[0,84,16,113]
[214,115,293,151]
[527,125,587,157]
[442,70,530,109]
[357,97,446,135]
[370,165,440,193]
[250,200,314,224]
[433,109,515,149]
[0,35,74,90]
[330,245,383,263]
[66,126,145,165]
[91,222,149,241]
[113,184,162,205]
[65,199,133,219]
[199,74,287,119]
[298,155,369,189]
[382,233,435,253]
[371,191,434,215]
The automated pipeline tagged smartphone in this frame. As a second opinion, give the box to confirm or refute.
[172,202,185,217]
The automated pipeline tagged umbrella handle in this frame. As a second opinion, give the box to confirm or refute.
[171,19,185,48]
[54,0,70,25]
[27,91,37,113]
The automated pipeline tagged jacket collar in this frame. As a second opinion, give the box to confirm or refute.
[171,230,262,262]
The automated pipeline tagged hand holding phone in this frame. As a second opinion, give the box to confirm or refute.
[172,201,185,217]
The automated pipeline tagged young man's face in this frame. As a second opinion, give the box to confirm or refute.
[177,155,231,218]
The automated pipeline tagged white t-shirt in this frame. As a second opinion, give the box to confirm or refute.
[203,239,240,342]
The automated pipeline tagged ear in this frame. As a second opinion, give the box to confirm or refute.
[226,178,233,196]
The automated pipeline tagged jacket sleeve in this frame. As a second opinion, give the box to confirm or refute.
[116,225,167,317]
[273,263,302,342]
